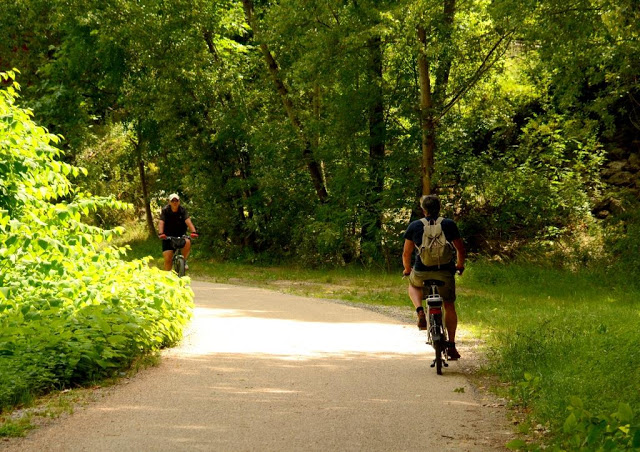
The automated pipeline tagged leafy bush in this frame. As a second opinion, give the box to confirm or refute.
[601,205,640,285]
[455,114,604,254]
[0,71,193,411]
[561,397,640,451]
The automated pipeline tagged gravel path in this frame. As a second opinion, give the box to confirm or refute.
[2,281,511,451]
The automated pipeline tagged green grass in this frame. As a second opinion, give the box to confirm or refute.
[117,228,411,305]
[463,263,640,448]
[113,222,159,261]
[0,416,34,438]
[122,228,639,449]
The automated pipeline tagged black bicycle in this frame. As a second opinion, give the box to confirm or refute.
[165,235,191,277]
[423,279,448,375]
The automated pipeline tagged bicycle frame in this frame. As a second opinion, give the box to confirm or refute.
[166,235,189,277]
[423,281,448,375]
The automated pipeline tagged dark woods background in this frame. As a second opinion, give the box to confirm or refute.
[2,0,638,270]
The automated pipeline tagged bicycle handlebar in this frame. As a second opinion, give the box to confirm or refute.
[159,233,199,240]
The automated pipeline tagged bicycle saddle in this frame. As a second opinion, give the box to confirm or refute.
[423,279,445,287]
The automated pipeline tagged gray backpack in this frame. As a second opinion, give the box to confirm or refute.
[416,217,454,268]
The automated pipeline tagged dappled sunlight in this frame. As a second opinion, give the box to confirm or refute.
[204,386,302,396]
[95,405,173,413]
[176,305,427,359]
[447,400,483,407]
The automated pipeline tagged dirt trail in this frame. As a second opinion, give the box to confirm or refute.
[2,281,511,451]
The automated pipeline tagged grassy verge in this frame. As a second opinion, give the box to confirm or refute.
[122,231,640,449]
[463,263,640,450]
[0,353,161,438]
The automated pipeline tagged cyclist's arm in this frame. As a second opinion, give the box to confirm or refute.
[452,238,466,270]
[185,218,197,234]
[402,239,414,275]
[158,220,165,236]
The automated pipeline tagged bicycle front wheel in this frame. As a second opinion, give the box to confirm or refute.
[174,256,186,277]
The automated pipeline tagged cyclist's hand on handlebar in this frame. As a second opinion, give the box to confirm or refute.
[190,232,199,239]
[456,266,465,275]
[158,233,167,240]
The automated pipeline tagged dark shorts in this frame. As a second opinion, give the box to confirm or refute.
[162,239,174,252]
[408,268,456,303]
[162,237,187,252]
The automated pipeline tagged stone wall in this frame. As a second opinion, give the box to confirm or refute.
[593,143,640,218]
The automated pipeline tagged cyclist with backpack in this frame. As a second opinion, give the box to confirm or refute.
[402,194,466,360]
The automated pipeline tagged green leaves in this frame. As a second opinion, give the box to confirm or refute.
[560,397,640,450]
[615,402,634,425]
[505,439,527,450]
[0,82,194,412]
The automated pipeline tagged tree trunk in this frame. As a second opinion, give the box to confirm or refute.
[311,82,328,188]
[242,0,329,203]
[417,25,436,196]
[368,35,386,208]
[433,0,456,108]
[361,35,386,246]
[237,142,258,249]
[135,140,156,236]
[416,0,512,196]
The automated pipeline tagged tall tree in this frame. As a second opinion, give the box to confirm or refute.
[411,0,514,194]
[242,0,329,203]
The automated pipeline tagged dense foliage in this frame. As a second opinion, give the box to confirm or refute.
[0,73,193,410]
[2,0,637,267]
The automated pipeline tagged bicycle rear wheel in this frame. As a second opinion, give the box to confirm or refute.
[434,338,443,375]
[174,256,186,277]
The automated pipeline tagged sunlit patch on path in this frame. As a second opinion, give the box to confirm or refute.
[177,303,427,359]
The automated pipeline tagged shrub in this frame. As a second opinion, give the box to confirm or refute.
[0,71,193,411]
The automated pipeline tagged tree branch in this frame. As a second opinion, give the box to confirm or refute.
[203,30,219,61]
[433,0,456,109]
[438,30,514,120]
[241,0,329,202]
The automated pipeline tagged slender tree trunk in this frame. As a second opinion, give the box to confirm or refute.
[433,0,456,108]
[368,35,386,206]
[134,139,156,236]
[416,0,511,196]
[361,35,386,246]
[242,0,328,203]
[417,25,436,196]
[237,143,258,248]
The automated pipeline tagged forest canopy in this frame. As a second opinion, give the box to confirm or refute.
[1,0,638,268]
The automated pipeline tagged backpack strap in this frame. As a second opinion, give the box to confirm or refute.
[436,217,444,225]
[415,218,429,251]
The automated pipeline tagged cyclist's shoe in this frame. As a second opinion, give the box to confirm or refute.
[417,310,427,330]
[447,342,461,360]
